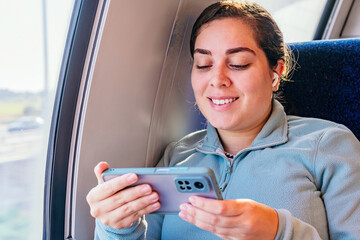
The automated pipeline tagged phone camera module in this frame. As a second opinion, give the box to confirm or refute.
[194,181,204,189]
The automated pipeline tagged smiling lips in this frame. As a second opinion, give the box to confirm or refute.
[210,97,239,105]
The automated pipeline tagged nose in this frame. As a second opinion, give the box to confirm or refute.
[210,65,231,88]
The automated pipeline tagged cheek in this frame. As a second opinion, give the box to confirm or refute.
[191,72,203,96]
[232,77,260,94]
[235,70,271,93]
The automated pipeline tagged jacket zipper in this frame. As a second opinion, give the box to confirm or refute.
[195,148,233,193]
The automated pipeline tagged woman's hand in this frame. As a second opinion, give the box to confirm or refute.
[86,162,160,229]
[179,197,278,240]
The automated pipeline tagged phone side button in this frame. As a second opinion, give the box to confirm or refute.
[170,167,188,171]
[155,168,170,173]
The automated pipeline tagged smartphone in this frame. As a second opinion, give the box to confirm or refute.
[101,167,222,214]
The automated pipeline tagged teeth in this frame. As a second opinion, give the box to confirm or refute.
[211,98,237,105]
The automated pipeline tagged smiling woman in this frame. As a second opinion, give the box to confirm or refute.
[191,18,283,151]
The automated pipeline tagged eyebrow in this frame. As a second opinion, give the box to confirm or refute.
[193,48,212,55]
[226,47,256,55]
[193,47,256,56]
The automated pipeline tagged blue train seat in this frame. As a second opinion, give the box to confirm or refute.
[282,39,360,140]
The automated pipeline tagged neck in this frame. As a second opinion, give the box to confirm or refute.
[217,113,270,155]
[217,128,258,155]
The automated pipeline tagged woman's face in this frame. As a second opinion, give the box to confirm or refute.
[191,18,280,134]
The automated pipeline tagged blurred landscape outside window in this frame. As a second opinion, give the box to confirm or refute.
[0,0,327,239]
[0,0,74,239]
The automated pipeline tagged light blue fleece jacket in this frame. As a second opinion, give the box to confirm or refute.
[95,100,360,240]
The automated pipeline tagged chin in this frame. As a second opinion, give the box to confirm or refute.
[208,119,236,131]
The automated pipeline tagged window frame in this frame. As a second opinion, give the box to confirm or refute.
[42,0,99,239]
[313,0,337,40]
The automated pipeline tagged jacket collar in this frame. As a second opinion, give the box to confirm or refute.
[198,100,288,153]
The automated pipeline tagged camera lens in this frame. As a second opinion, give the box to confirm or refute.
[194,181,204,189]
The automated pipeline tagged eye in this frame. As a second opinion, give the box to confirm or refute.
[196,65,212,70]
[229,64,249,70]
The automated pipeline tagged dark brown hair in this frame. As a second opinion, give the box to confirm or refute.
[190,1,292,79]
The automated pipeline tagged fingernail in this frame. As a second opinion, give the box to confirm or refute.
[179,211,187,220]
[152,202,160,210]
[148,193,158,202]
[189,196,197,204]
[141,185,151,194]
[127,173,137,183]
[180,204,188,211]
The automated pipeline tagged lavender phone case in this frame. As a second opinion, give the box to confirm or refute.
[101,167,222,214]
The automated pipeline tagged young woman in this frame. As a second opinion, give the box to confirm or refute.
[87,1,360,239]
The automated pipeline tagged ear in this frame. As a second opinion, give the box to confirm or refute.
[272,60,285,91]
[273,59,285,77]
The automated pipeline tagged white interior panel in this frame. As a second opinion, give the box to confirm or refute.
[323,0,360,39]
[341,0,360,38]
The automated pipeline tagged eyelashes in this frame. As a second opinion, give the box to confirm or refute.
[196,65,212,69]
[229,64,249,70]
[195,64,250,70]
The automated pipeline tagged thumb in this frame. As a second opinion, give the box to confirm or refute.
[94,161,110,184]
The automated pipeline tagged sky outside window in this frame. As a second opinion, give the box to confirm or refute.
[0,0,73,93]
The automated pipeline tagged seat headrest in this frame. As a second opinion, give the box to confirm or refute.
[282,39,360,140]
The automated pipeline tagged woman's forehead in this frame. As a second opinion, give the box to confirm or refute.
[194,18,261,55]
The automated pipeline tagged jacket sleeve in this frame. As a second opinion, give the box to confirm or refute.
[274,124,360,240]
[275,209,322,240]
[314,124,360,239]
[93,215,165,240]
[94,217,147,240]
[144,214,165,239]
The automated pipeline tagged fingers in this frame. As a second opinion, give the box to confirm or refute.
[179,203,237,229]
[103,193,161,229]
[87,172,139,204]
[188,196,249,216]
[94,161,110,184]
[179,205,234,238]
[92,183,157,214]
[179,201,246,238]
[179,198,279,240]
[87,169,162,230]
[87,162,163,230]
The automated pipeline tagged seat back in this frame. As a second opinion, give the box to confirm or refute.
[281,39,360,140]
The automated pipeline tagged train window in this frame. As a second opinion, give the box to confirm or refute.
[256,0,328,42]
[0,0,74,239]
